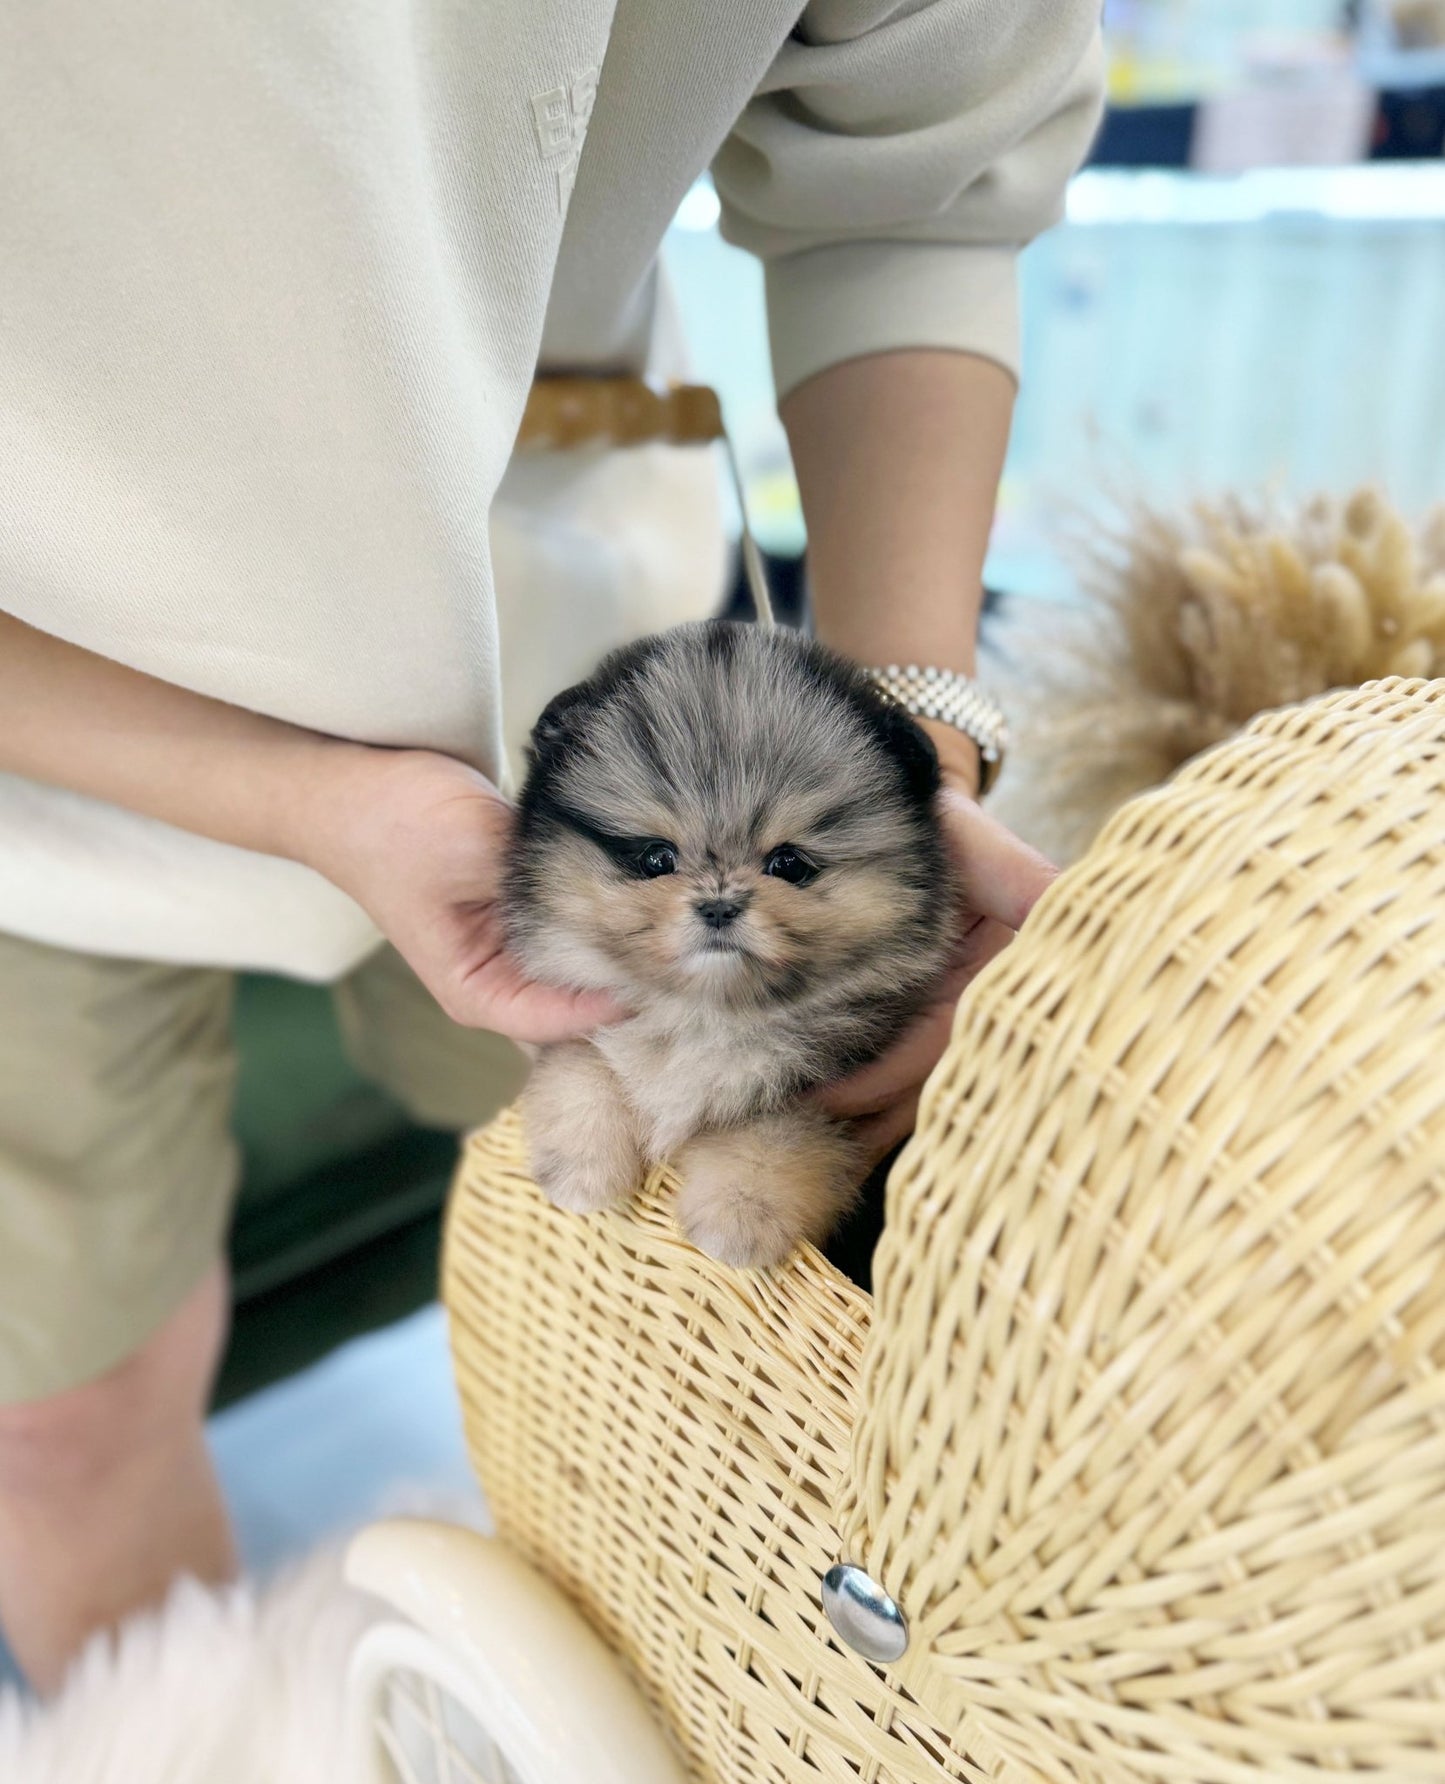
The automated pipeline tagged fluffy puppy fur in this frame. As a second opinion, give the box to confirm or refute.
[506,621,954,1268]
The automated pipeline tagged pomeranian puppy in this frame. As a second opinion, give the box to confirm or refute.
[506,620,954,1268]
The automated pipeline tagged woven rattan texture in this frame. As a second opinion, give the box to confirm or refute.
[446,1115,989,1782]
[846,678,1445,1780]
[446,678,1445,1782]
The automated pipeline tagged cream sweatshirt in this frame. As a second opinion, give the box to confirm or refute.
[0,0,1104,979]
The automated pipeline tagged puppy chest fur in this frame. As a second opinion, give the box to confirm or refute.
[594,1007,807,1161]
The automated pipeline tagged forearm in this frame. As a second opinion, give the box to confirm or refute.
[0,610,352,864]
[780,348,1014,678]
[0,611,616,1038]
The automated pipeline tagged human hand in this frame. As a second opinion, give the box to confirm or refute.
[0,612,612,1044]
[813,726,1055,1159]
[304,744,625,1044]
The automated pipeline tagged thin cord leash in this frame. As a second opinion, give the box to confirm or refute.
[514,375,776,629]
[721,427,775,629]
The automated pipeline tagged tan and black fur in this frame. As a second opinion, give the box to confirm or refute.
[506,621,953,1268]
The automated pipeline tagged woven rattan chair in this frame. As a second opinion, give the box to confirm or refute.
[349,676,1445,1783]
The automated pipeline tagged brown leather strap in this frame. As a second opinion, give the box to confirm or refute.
[515,373,775,625]
[515,377,725,450]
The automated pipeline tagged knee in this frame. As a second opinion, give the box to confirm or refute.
[0,1354,166,1501]
[0,1266,227,1501]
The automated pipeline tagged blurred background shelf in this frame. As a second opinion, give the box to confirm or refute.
[667,0,1445,613]
[668,162,1445,605]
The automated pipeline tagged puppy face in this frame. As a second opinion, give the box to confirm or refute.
[507,623,950,1013]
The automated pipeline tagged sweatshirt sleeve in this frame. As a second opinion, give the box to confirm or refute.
[712,0,1106,399]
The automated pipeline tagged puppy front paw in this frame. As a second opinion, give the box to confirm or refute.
[521,1042,642,1216]
[677,1170,799,1270]
[674,1111,861,1270]
[531,1144,639,1215]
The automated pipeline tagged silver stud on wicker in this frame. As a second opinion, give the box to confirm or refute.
[821,1563,909,1664]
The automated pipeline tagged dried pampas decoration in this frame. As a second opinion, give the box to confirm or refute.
[987,487,1445,866]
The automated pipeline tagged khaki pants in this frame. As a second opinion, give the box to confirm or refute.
[0,929,527,1405]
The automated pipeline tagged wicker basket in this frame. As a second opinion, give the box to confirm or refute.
[444,677,1445,1783]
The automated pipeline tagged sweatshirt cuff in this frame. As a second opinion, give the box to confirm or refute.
[764,240,1021,402]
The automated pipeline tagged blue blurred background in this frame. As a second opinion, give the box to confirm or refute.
[665,0,1445,600]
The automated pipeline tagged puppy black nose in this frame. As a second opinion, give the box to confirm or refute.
[697,898,742,930]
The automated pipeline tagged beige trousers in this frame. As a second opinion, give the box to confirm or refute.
[0,929,526,1404]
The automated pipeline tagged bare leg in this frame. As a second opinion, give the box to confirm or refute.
[675,1109,862,1269]
[522,1041,643,1215]
[0,1262,236,1693]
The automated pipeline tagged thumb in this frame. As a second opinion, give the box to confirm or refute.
[940,789,1056,930]
[450,965,627,1044]
[494,982,629,1046]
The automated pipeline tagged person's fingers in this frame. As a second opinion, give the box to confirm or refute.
[497,983,629,1045]
[422,914,629,1043]
[816,999,954,1118]
[463,943,628,1041]
[814,917,1013,1119]
[947,913,1017,981]
[453,965,628,1043]
[852,1096,920,1165]
[939,788,1057,930]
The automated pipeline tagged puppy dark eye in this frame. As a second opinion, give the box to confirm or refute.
[638,842,678,878]
[763,845,818,886]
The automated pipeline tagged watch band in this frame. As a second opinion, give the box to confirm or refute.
[866,664,1008,797]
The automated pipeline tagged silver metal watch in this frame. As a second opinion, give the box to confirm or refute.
[866,664,1008,796]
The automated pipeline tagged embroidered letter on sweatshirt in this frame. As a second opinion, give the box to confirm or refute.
[531,67,598,211]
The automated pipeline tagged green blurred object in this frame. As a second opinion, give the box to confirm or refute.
[214,973,461,1408]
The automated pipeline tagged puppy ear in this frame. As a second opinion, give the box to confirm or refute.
[530,682,593,758]
[875,703,941,803]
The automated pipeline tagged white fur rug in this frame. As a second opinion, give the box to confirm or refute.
[1,1536,389,1784]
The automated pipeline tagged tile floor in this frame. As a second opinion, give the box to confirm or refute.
[212,1303,482,1575]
